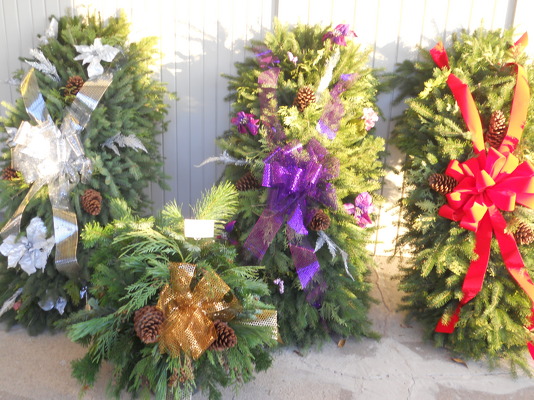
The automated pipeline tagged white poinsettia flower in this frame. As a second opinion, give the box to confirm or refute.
[74,38,120,78]
[0,236,28,269]
[0,217,55,275]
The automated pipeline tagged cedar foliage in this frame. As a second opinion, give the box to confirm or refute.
[218,20,384,346]
[0,11,170,334]
[65,183,277,400]
[391,28,534,374]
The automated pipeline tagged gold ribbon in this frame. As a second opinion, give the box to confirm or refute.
[1,68,112,279]
[157,263,240,359]
[238,309,279,342]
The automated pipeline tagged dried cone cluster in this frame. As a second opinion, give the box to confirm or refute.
[81,189,103,215]
[209,320,237,351]
[428,173,457,195]
[65,75,85,96]
[293,86,316,112]
[134,305,165,344]
[309,209,331,231]
[1,167,17,181]
[235,171,261,191]
[168,359,194,387]
[514,222,534,245]
[484,110,507,149]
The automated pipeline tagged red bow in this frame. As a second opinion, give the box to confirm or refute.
[430,33,534,355]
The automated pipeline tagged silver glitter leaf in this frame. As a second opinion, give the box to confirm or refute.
[315,231,354,280]
[102,133,148,156]
[196,150,249,167]
[25,49,60,81]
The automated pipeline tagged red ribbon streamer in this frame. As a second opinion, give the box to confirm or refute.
[430,35,534,347]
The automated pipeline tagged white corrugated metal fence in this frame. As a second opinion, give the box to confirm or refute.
[1,0,533,254]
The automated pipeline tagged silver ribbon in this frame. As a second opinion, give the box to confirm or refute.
[0,68,113,279]
[0,288,23,318]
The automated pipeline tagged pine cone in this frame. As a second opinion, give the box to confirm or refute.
[65,75,85,96]
[168,368,179,387]
[81,189,103,216]
[1,167,18,181]
[514,222,534,245]
[428,173,457,195]
[484,110,507,149]
[134,305,165,344]
[235,171,261,191]
[209,320,237,351]
[309,209,331,231]
[293,86,316,112]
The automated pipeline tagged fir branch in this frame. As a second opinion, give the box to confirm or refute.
[192,182,239,233]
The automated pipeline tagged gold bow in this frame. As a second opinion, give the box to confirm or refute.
[157,263,240,359]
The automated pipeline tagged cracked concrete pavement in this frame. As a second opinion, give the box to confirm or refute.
[2,256,534,399]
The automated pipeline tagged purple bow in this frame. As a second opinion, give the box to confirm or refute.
[244,139,339,288]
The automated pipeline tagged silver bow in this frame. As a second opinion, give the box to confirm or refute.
[0,68,113,279]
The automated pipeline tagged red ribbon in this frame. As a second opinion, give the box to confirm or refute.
[430,34,534,350]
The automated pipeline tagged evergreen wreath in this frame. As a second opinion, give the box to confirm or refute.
[65,183,278,400]
[392,28,534,374]
[0,11,170,335]
[216,20,384,347]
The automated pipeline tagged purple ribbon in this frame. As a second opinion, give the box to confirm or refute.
[258,68,286,143]
[255,48,280,69]
[305,277,328,308]
[244,139,339,288]
[316,73,358,139]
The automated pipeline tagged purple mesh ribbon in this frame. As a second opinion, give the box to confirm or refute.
[305,276,328,308]
[244,139,339,288]
[255,48,280,69]
[258,68,286,143]
[290,240,321,289]
[316,73,358,139]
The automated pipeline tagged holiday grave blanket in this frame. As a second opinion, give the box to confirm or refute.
[0,11,170,334]
[215,20,385,347]
[65,183,278,400]
[392,28,534,374]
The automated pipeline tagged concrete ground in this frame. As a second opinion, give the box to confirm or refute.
[2,256,534,400]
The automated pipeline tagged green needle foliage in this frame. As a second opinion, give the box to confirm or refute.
[392,28,534,374]
[217,20,384,347]
[0,11,171,334]
[65,182,278,400]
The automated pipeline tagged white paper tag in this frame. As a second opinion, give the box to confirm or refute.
[184,219,215,239]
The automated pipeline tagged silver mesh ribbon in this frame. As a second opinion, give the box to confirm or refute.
[0,68,112,279]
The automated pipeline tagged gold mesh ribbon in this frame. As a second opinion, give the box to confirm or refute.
[157,263,240,359]
[239,309,279,341]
